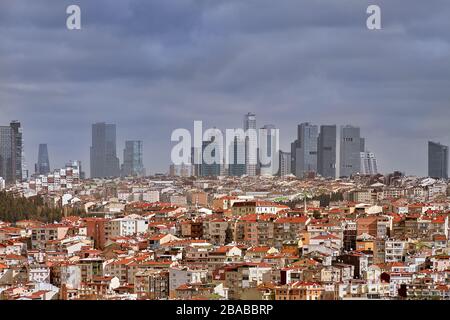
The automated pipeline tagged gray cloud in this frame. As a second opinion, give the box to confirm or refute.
[1,0,450,176]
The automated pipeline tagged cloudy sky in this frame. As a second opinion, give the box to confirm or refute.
[1,0,450,176]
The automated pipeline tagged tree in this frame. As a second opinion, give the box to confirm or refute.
[0,191,83,223]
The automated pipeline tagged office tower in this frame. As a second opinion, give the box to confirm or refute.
[290,141,297,176]
[291,122,318,178]
[35,144,50,175]
[278,151,292,176]
[201,131,222,177]
[244,112,257,176]
[259,124,279,176]
[360,138,365,154]
[0,121,23,184]
[10,121,22,184]
[428,141,448,179]
[340,125,362,177]
[90,122,120,178]
[360,151,378,175]
[317,125,337,179]
[122,140,145,177]
[228,136,246,176]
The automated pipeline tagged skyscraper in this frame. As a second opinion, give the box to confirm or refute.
[360,151,378,175]
[291,122,318,178]
[317,125,337,179]
[428,141,448,179]
[259,124,279,176]
[244,112,257,176]
[340,125,362,178]
[90,122,120,178]
[228,136,246,176]
[201,140,221,177]
[278,151,291,176]
[0,121,23,184]
[122,140,145,177]
[201,130,222,177]
[35,144,50,175]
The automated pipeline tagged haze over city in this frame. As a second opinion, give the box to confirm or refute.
[2,0,450,176]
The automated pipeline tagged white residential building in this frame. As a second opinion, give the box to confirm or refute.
[108,217,149,238]
[169,266,208,294]
[385,239,408,263]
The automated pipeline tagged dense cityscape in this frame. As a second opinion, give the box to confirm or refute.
[0,114,449,300]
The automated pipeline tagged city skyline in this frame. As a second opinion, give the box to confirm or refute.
[2,1,450,176]
[2,117,449,179]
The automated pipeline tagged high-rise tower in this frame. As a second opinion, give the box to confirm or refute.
[90,122,120,178]
[0,121,23,184]
[428,141,448,179]
[291,122,318,178]
[244,112,257,176]
[340,125,362,178]
[122,140,145,177]
[317,125,337,179]
[35,144,50,175]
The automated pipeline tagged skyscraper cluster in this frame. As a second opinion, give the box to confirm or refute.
[177,116,379,179]
[90,123,146,179]
[291,123,378,179]
[195,113,278,177]
[2,118,450,184]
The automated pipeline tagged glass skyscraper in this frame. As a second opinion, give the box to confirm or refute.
[428,141,448,179]
[201,131,222,177]
[90,122,120,178]
[35,143,50,175]
[360,151,378,175]
[0,121,23,184]
[228,136,246,176]
[244,112,257,176]
[278,151,291,176]
[259,124,278,176]
[317,125,337,179]
[291,122,318,178]
[339,125,362,178]
[122,140,145,177]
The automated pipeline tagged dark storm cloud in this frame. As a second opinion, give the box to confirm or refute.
[1,0,450,175]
